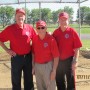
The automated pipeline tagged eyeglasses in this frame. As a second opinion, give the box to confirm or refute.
[37,27,45,30]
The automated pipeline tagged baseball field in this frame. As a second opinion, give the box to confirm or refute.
[0,50,90,90]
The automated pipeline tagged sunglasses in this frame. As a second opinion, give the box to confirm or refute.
[37,27,45,30]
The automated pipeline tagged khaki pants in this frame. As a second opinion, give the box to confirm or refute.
[35,61,56,90]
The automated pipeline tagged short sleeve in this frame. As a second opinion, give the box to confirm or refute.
[50,37,59,58]
[52,30,56,39]
[0,27,10,42]
[29,25,36,39]
[73,30,82,49]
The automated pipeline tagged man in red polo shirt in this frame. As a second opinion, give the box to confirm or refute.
[53,12,82,90]
[0,8,35,90]
[32,20,59,90]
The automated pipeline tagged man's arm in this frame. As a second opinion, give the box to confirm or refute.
[52,57,59,72]
[0,41,16,57]
[50,57,59,81]
[73,48,80,63]
[72,48,80,72]
[0,41,9,52]
[32,53,35,74]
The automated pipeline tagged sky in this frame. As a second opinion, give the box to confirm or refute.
[3,0,90,20]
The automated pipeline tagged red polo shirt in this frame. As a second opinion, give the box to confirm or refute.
[0,24,36,55]
[32,33,59,64]
[53,27,82,60]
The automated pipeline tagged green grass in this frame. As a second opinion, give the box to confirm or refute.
[81,40,90,50]
[0,47,5,52]
[73,27,90,34]
[80,28,90,34]
[0,28,3,31]
[46,23,90,34]
[47,27,90,34]
[48,27,56,33]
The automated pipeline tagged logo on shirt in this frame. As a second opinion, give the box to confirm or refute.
[26,32,29,36]
[65,34,69,39]
[44,42,48,48]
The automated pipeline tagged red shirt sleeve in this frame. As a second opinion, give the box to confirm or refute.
[50,37,59,58]
[0,27,10,42]
[52,30,56,38]
[73,29,82,49]
[29,25,36,39]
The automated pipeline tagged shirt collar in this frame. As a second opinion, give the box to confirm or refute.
[38,32,49,40]
[15,23,26,30]
[59,26,69,32]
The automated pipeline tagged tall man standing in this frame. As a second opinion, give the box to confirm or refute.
[53,12,82,90]
[0,8,35,90]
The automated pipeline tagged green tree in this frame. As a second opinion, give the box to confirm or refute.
[85,12,90,25]
[29,9,40,27]
[0,6,14,27]
[52,9,62,23]
[41,8,52,23]
[29,8,52,26]
[77,6,90,25]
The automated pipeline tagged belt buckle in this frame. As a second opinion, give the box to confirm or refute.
[24,55,26,58]
[44,61,48,64]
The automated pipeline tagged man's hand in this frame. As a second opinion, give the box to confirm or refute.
[72,61,78,70]
[72,57,78,69]
[6,49,16,57]
[0,41,16,57]
[32,66,35,75]
[50,70,56,81]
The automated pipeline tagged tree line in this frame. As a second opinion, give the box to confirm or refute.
[0,6,90,27]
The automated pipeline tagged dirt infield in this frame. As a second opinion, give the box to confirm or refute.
[0,50,90,90]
